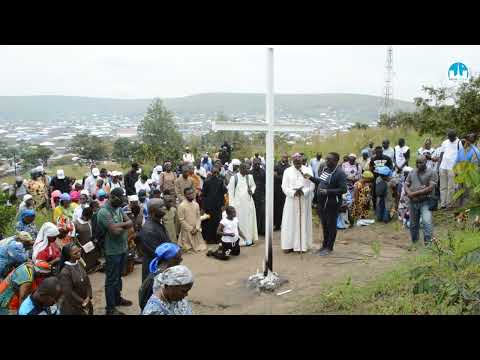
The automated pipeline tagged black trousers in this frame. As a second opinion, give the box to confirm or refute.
[274,186,286,229]
[317,202,340,251]
[209,240,240,260]
[201,208,222,244]
[253,193,265,235]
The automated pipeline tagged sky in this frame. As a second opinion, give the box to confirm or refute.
[0,45,479,102]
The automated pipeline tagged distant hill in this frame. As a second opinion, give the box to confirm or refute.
[0,93,416,123]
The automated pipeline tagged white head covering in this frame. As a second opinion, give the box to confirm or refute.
[128,195,139,202]
[33,222,60,261]
[153,265,194,292]
[22,194,33,202]
[92,168,100,177]
[80,189,90,196]
[56,169,65,179]
[154,165,162,173]
[112,171,122,177]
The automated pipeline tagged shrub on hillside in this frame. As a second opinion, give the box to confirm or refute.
[0,192,16,238]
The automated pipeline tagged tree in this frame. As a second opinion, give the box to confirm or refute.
[412,76,480,136]
[137,99,184,163]
[378,111,416,129]
[69,133,109,161]
[0,141,19,160]
[350,122,370,130]
[21,146,54,167]
[112,138,141,165]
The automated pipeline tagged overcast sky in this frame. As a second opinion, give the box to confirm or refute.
[0,45,478,102]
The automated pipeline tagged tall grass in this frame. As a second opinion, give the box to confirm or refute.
[297,227,480,315]
[239,127,442,162]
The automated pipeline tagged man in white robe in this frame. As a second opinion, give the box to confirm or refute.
[281,153,315,253]
[228,163,258,246]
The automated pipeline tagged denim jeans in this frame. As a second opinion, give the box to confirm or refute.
[376,197,390,223]
[409,200,433,244]
[105,253,127,311]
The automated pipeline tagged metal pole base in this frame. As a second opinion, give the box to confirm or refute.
[247,270,288,293]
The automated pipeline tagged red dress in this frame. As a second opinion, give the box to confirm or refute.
[36,243,61,263]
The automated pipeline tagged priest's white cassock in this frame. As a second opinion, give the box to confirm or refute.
[280,165,315,252]
[228,173,259,246]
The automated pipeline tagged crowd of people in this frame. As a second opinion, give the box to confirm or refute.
[0,131,478,315]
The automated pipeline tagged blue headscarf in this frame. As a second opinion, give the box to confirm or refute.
[375,166,392,177]
[149,242,180,274]
[20,209,36,224]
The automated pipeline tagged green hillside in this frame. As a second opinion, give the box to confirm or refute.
[0,93,415,122]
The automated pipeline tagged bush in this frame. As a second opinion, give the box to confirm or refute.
[299,229,480,315]
[0,192,17,238]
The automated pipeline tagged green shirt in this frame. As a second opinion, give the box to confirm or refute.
[97,203,128,256]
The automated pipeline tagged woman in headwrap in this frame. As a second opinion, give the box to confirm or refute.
[351,170,374,222]
[50,190,62,210]
[142,264,193,315]
[17,194,35,220]
[0,232,33,278]
[0,259,51,314]
[69,190,80,209]
[53,193,75,223]
[15,208,38,240]
[32,222,63,271]
[138,242,182,311]
[96,189,107,207]
[53,193,76,246]
[57,243,93,315]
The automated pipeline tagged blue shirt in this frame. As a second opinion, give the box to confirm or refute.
[0,238,27,276]
[456,143,480,165]
[18,295,59,315]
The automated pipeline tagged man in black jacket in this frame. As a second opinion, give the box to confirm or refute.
[201,166,227,244]
[124,163,140,196]
[274,154,290,231]
[306,152,347,256]
[137,198,171,282]
[251,158,266,235]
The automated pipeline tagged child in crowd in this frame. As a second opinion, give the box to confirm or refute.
[207,206,246,260]
[374,166,397,223]
[163,196,179,243]
[398,167,413,228]
[337,190,353,229]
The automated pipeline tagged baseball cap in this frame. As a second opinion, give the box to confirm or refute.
[56,169,65,179]
[92,168,100,177]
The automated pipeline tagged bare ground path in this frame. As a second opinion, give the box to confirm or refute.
[90,223,412,315]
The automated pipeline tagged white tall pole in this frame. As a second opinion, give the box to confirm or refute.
[264,48,274,275]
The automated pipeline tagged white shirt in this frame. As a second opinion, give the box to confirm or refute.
[383,147,395,160]
[84,175,98,196]
[394,145,409,168]
[135,180,151,195]
[439,138,460,170]
[73,204,88,223]
[418,147,437,170]
[220,217,239,243]
[182,153,195,163]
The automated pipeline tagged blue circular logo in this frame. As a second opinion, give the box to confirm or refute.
[448,62,469,81]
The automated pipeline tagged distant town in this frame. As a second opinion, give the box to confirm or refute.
[0,107,371,157]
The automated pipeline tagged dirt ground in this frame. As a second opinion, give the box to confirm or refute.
[89,221,412,315]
